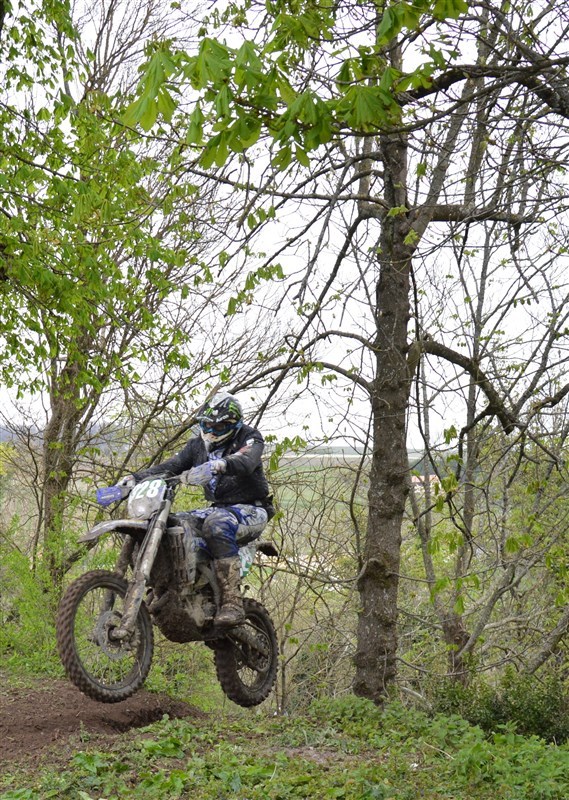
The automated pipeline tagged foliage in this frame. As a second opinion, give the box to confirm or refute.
[402,423,569,685]
[0,544,60,674]
[0,443,13,504]
[0,90,200,392]
[429,668,569,744]
[2,695,569,799]
[1,0,276,590]
[124,0,468,167]
[266,455,362,711]
[0,0,213,396]
[0,443,12,474]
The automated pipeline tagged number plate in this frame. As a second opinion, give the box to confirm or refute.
[127,479,166,519]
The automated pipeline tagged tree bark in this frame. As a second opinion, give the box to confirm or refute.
[42,379,82,587]
[353,130,412,702]
[524,604,569,675]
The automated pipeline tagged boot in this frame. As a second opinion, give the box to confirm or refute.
[214,556,245,627]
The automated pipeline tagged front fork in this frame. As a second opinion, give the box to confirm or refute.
[111,499,172,639]
[100,536,135,615]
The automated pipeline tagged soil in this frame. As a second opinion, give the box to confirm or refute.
[0,673,203,772]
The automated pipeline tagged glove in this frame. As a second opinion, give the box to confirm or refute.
[179,460,226,486]
[117,474,136,488]
[180,463,213,486]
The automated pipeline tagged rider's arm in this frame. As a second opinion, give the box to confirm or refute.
[133,438,199,480]
[223,431,264,476]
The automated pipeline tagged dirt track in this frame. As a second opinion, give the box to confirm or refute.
[0,674,201,770]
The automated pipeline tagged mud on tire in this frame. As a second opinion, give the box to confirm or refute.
[213,598,278,707]
[56,570,153,704]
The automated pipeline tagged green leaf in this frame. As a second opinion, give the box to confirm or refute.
[340,84,399,131]
[200,132,229,168]
[444,425,458,443]
[387,205,408,217]
[227,115,261,152]
[156,88,177,123]
[376,7,396,43]
[454,595,465,614]
[139,98,158,132]
[272,145,293,171]
[295,146,310,167]
[191,37,232,87]
[434,0,469,20]
[215,84,233,119]
[404,228,419,245]
[186,103,205,144]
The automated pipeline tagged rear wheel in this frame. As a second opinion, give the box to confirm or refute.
[56,570,153,703]
[213,598,278,707]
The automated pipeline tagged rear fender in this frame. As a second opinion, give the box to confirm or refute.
[79,519,148,543]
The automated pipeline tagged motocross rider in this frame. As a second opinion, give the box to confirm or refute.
[120,392,273,627]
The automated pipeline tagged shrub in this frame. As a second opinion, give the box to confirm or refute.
[0,545,60,675]
[428,667,569,743]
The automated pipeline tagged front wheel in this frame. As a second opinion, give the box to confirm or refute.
[213,598,278,707]
[56,570,154,703]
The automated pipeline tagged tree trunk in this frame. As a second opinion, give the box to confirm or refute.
[353,130,412,702]
[42,358,85,588]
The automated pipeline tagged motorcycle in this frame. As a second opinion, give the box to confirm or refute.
[56,476,279,707]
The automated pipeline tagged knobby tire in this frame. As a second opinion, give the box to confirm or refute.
[56,570,153,703]
[214,598,278,707]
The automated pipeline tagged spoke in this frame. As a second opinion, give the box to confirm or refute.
[73,586,143,687]
[229,614,272,688]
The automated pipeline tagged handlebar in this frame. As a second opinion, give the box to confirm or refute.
[96,475,181,507]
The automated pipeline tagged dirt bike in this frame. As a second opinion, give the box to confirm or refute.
[56,476,279,707]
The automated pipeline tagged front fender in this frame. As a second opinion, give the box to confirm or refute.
[79,519,148,543]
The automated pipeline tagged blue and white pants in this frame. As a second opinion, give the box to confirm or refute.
[178,504,268,559]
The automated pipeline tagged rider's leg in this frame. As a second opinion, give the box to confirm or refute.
[200,508,243,625]
[201,506,268,626]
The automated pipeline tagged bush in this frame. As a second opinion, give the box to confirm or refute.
[0,546,60,675]
[428,667,569,743]
[497,668,569,742]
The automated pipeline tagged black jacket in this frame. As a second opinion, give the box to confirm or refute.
[134,424,271,507]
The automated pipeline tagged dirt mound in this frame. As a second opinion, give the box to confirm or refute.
[0,675,202,769]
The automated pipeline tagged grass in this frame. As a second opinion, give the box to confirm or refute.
[1,695,568,800]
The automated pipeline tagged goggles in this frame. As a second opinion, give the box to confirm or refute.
[199,419,237,436]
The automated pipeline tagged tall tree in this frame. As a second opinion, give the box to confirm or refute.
[84,0,569,701]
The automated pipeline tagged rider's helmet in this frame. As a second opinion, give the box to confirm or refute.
[196,392,244,447]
